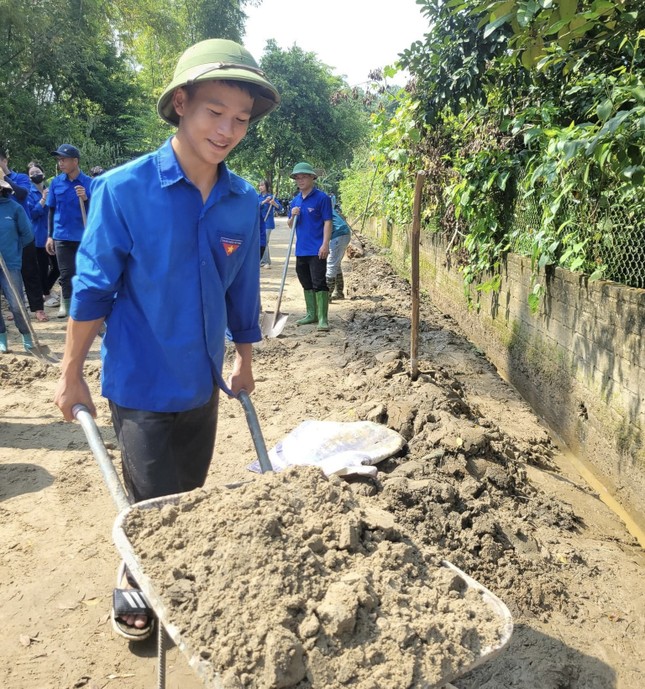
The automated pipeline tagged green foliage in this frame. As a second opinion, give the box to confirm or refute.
[338,146,385,224]
[342,0,645,299]
[0,0,258,172]
[231,41,369,195]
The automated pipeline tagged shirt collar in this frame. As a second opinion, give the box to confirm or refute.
[157,137,246,197]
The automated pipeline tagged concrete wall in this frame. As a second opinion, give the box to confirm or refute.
[360,217,645,519]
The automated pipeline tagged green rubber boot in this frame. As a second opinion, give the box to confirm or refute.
[316,291,329,332]
[334,271,345,300]
[22,333,33,352]
[57,298,71,319]
[0,332,7,354]
[296,290,318,326]
[326,277,336,303]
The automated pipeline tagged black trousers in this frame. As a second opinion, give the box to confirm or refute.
[21,241,44,311]
[36,246,60,295]
[295,255,328,291]
[54,239,80,300]
[109,390,219,503]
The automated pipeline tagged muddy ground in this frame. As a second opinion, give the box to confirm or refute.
[0,217,643,689]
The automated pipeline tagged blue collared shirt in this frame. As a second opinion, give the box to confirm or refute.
[46,170,92,241]
[0,197,34,269]
[71,138,262,412]
[289,187,333,256]
[6,171,32,219]
[331,209,351,239]
[28,185,48,247]
[258,193,282,231]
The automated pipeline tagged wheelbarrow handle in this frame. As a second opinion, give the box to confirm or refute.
[72,403,131,513]
[237,390,273,474]
[73,392,272,513]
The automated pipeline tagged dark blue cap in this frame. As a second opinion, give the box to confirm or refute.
[50,144,81,159]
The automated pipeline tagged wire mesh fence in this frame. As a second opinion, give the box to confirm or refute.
[508,191,645,289]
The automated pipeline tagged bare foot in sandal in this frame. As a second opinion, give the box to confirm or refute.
[36,310,48,322]
[112,562,155,641]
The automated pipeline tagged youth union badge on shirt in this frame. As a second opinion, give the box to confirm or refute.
[221,236,243,255]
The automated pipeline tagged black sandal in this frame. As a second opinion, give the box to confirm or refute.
[111,562,155,641]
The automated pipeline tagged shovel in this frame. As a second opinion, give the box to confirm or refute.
[78,191,87,228]
[0,251,60,365]
[260,214,297,338]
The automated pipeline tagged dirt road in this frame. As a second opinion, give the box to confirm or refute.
[1,218,643,689]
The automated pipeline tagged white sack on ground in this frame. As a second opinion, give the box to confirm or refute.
[247,420,406,477]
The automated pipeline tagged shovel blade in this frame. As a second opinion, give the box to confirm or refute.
[26,343,61,365]
[260,310,289,338]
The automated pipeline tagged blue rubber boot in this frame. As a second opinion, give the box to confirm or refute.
[22,333,33,352]
[0,332,7,353]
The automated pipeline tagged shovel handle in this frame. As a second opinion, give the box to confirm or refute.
[73,404,131,512]
[272,214,297,320]
[0,250,40,346]
[79,196,87,228]
[237,390,273,473]
[263,197,273,222]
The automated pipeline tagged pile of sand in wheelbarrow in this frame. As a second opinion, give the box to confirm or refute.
[123,466,505,689]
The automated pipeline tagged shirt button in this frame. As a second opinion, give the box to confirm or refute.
[201,261,206,266]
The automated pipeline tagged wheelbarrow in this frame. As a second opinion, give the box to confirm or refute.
[74,395,513,688]
[73,391,272,689]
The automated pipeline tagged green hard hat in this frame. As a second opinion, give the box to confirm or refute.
[157,39,280,126]
[290,162,317,178]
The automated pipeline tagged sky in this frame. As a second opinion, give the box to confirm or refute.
[243,0,428,87]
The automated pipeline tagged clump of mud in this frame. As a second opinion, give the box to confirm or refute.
[0,356,54,386]
[124,466,507,689]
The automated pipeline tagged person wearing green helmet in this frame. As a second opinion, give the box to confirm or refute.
[288,161,333,331]
[52,39,280,641]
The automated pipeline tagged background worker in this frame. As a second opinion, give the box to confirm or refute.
[0,179,35,353]
[45,144,92,319]
[327,204,352,301]
[28,162,60,313]
[258,179,282,267]
[52,38,280,641]
[288,162,333,331]
[0,149,47,322]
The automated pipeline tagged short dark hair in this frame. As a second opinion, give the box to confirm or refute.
[27,160,43,171]
[0,149,7,160]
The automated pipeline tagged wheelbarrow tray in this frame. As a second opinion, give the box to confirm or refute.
[112,492,513,689]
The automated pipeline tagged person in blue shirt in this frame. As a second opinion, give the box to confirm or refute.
[288,162,333,331]
[0,180,35,353]
[0,149,31,215]
[0,150,47,322]
[45,144,92,319]
[327,205,352,301]
[28,162,60,315]
[52,38,280,641]
[258,179,282,267]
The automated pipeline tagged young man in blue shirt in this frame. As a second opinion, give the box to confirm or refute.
[53,39,280,641]
[288,162,333,331]
[0,150,48,322]
[0,179,35,353]
[45,144,92,319]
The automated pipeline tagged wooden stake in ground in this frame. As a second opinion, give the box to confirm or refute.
[410,170,426,381]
